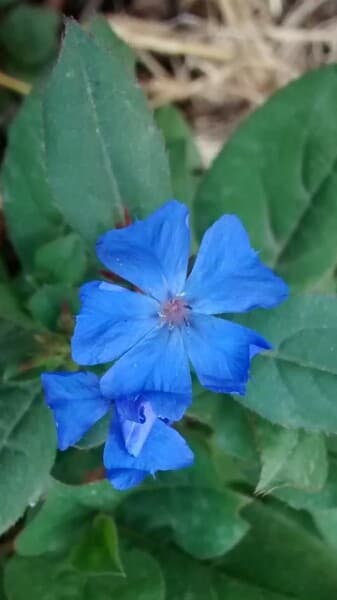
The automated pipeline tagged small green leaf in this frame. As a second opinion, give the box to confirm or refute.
[155,105,201,173]
[43,20,171,247]
[2,91,63,271]
[274,456,337,511]
[155,105,202,206]
[254,419,327,494]
[34,233,87,285]
[71,514,124,575]
[194,65,337,290]
[235,295,337,433]
[27,284,78,330]
[0,382,56,536]
[16,479,126,557]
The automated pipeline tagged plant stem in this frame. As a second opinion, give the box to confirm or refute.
[0,71,31,95]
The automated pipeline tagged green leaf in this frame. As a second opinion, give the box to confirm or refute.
[75,412,111,449]
[2,91,63,271]
[0,283,33,328]
[221,500,337,599]
[255,419,327,494]
[116,439,250,560]
[194,65,337,290]
[34,233,87,285]
[5,548,164,600]
[155,105,202,206]
[155,105,201,173]
[27,284,78,330]
[274,456,337,511]
[71,514,124,576]
[0,4,59,67]
[0,382,56,536]
[43,20,171,248]
[235,295,337,433]
[16,479,126,557]
[189,387,258,463]
[88,15,135,75]
[120,486,250,560]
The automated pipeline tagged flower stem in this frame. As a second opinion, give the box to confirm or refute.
[0,71,31,95]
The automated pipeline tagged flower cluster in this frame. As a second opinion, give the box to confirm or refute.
[42,200,288,489]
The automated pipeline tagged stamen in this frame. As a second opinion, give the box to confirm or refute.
[160,297,190,328]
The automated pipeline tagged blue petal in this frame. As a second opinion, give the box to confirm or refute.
[104,415,194,483]
[183,314,271,395]
[106,468,148,490]
[71,281,158,365]
[96,200,190,301]
[185,215,288,314]
[100,326,191,420]
[41,371,110,450]
[117,401,157,457]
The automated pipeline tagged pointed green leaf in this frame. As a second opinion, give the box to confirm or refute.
[254,419,327,494]
[155,105,202,206]
[71,514,124,575]
[235,295,337,433]
[27,284,78,330]
[16,479,126,556]
[274,456,337,511]
[43,20,171,247]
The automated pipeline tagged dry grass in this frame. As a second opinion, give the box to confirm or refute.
[108,0,337,164]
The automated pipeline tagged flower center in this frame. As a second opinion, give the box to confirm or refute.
[160,297,189,328]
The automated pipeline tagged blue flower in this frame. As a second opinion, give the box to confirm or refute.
[41,371,193,490]
[72,201,288,397]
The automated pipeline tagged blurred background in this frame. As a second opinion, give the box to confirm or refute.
[1,0,337,167]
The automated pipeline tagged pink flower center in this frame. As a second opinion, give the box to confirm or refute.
[160,297,189,328]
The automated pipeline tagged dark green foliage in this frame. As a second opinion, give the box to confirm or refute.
[1,13,337,600]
